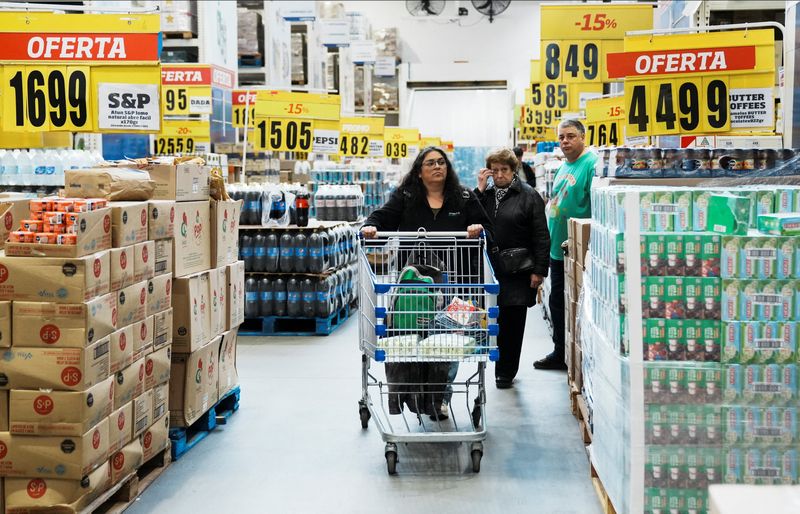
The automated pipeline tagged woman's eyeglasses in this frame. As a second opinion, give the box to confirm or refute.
[423,159,447,168]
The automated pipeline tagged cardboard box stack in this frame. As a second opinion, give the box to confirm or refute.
[167,166,242,430]
[566,218,591,390]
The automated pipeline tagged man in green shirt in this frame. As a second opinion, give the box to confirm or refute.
[534,119,596,371]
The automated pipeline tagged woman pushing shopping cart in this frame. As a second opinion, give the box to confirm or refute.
[358,147,498,474]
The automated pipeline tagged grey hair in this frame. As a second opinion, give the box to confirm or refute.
[558,118,585,136]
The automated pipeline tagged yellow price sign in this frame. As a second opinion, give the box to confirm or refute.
[519,125,553,141]
[540,4,655,40]
[0,13,161,133]
[160,65,215,116]
[340,117,384,157]
[152,136,203,155]
[540,41,602,83]
[153,118,210,155]
[255,118,314,152]
[232,89,256,128]
[609,29,775,136]
[585,96,624,146]
[384,127,419,158]
[255,91,340,121]
[421,137,441,148]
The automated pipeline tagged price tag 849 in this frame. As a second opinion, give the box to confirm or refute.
[255,118,314,152]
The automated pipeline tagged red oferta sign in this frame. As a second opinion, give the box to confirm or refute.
[607,46,756,79]
[0,33,159,61]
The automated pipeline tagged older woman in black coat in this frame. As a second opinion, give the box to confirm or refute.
[476,148,550,388]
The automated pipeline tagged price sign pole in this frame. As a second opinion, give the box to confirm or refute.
[608,28,776,137]
[0,11,161,133]
[339,117,385,158]
[384,127,419,159]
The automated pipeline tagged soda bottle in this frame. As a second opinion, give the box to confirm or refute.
[335,188,347,221]
[259,277,272,317]
[346,191,358,221]
[316,277,332,317]
[273,277,287,316]
[245,277,259,318]
[240,233,254,271]
[321,229,332,270]
[294,231,307,273]
[301,278,316,317]
[244,190,258,225]
[295,190,310,227]
[266,231,279,272]
[287,277,301,317]
[279,231,294,273]
[337,227,347,263]
[315,189,326,221]
[253,232,267,272]
[330,228,340,268]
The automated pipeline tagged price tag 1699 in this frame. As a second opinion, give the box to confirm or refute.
[3,65,91,132]
[255,118,314,152]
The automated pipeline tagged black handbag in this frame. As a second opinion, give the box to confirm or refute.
[496,247,535,275]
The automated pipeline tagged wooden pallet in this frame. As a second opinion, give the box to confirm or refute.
[590,462,618,514]
[162,31,195,39]
[80,445,171,514]
[238,53,263,67]
[569,382,580,420]
[169,386,241,461]
[577,393,592,445]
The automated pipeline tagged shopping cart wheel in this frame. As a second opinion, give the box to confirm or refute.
[359,406,371,429]
[385,450,398,475]
[471,449,482,473]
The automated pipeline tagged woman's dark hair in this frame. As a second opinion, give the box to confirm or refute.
[400,146,462,198]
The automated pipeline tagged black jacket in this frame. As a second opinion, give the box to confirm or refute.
[521,162,536,188]
[475,178,550,306]
[365,185,494,239]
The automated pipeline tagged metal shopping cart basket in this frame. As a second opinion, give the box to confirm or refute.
[358,230,499,474]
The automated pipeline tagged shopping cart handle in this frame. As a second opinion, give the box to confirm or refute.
[372,230,479,238]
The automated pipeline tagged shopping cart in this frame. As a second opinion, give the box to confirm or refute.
[358,230,499,474]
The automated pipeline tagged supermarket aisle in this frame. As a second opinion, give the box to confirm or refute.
[129,308,600,514]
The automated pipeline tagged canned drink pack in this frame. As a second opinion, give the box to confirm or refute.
[702,321,722,364]
[640,192,656,232]
[645,319,667,362]
[683,320,703,361]
[643,277,666,319]
[34,233,58,244]
[674,190,693,232]
[665,320,685,361]
[721,236,741,279]
[52,199,75,212]
[641,234,666,277]
[758,238,779,280]
[775,188,795,213]
[701,278,721,321]
[654,191,675,233]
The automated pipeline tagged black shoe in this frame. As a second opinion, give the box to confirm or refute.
[429,403,449,421]
[533,354,567,371]
[496,378,513,389]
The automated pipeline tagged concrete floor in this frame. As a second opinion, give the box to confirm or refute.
[128,306,601,514]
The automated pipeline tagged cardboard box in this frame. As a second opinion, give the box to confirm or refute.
[0,199,30,249]
[107,401,133,455]
[226,261,245,330]
[154,238,173,277]
[110,325,134,374]
[172,271,210,353]
[0,338,110,391]
[145,345,171,391]
[113,358,145,410]
[0,390,7,430]
[0,251,110,303]
[574,345,583,390]
[63,166,155,201]
[116,280,147,327]
[132,389,153,439]
[153,308,173,352]
[209,267,226,339]
[4,461,110,513]
[147,272,172,317]
[147,161,209,202]
[572,218,592,267]
[110,438,142,486]
[218,331,238,397]
[148,200,176,240]
[169,336,219,428]
[0,302,9,348]
[4,207,112,258]
[133,316,154,361]
[172,201,211,278]
[133,240,155,283]
[9,376,113,436]
[110,245,134,291]
[152,382,168,421]
[141,414,169,462]
[109,202,148,248]
[210,200,242,269]
[13,294,117,348]
[0,418,109,479]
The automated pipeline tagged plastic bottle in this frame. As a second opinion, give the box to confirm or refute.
[253,232,267,272]
[17,150,34,186]
[245,189,259,225]
[295,190,310,227]
[316,277,331,317]
[337,227,347,264]
[335,187,347,221]
[307,231,323,273]
[294,231,307,273]
[273,277,287,316]
[1,150,17,177]
[259,277,272,317]
[321,229,331,270]
[286,277,301,317]
[279,231,294,273]
[346,190,357,221]
[240,233,254,271]
[265,231,279,272]
[301,278,316,317]
[244,277,259,319]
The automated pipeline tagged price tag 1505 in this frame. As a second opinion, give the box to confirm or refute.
[3,65,91,132]
[255,118,314,152]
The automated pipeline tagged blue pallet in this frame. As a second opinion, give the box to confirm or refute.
[169,386,241,461]
[239,304,351,337]
[238,55,263,67]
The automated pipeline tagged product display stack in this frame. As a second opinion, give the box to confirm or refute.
[565,218,591,409]
[581,183,800,514]
[0,190,172,512]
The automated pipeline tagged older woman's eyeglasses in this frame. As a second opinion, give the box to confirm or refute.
[422,158,447,168]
